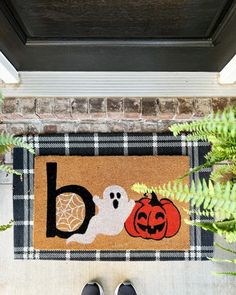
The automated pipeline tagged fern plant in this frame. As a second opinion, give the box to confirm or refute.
[0,220,13,231]
[132,107,236,275]
[0,92,35,231]
[0,134,35,175]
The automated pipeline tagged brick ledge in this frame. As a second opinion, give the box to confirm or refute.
[0,97,235,134]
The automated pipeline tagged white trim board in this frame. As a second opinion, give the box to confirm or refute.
[1,71,236,97]
[220,55,236,84]
[0,52,19,84]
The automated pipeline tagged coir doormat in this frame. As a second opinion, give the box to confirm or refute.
[34,155,189,251]
[13,133,213,260]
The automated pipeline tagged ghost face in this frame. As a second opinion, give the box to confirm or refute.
[103,185,128,210]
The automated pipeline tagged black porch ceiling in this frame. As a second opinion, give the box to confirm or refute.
[0,0,236,71]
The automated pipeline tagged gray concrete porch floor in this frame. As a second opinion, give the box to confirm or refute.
[0,181,236,295]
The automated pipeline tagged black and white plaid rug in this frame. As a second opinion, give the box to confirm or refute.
[13,133,213,261]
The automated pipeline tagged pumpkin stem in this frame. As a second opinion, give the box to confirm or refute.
[150,192,162,206]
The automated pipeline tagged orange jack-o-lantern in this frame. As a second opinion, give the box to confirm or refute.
[125,192,181,240]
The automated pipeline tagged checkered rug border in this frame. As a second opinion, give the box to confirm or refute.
[13,133,214,260]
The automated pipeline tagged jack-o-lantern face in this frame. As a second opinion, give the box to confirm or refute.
[125,192,181,240]
[135,201,167,239]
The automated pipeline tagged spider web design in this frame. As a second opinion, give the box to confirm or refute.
[56,193,86,232]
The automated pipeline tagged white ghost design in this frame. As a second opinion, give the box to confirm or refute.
[67,185,135,244]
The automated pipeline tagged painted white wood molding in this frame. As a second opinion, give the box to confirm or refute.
[1,71,236,97]
[0,52,19,84]
[219,55,236,84]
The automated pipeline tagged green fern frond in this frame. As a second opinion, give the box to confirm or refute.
[210,164,236,183]
[170,108,236,139]
[183,208,232,220]
[131,179,236,212]
[209,257,236,264]
[210,243,236,276]
[179,151,236,181]
[185,220,217,233]
[131,183,153,194]
[0,134,34,154]
[186,219,236,243]
[214,242,236,255]
[184,133,209,141]
[0,97,34,177]
[213,272,236,276]
[223,231,236,243]
[167,107,236,274]
[132,180,236,216]
[178,162,213,180]
[208,146,236,163]
[0,144,12,155]
[213,219,236,243]
[0,220,13,231]
[0,164,21,175]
